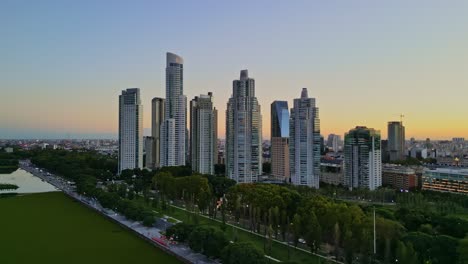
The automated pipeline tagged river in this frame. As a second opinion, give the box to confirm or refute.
[0,169,58,194]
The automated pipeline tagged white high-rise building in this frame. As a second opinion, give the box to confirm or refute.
[226,70,262,183]
[343,126,382,190]
[151,98,165,168]
[118,88,143,174]
[289,88,320,188]
[327,134,341,152]
[160,52,187,167]
[190,92,217,175]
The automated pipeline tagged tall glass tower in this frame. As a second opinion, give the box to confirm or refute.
[289,88,320,188]
[271,101,290,182]
[226,70,262,183]
[151,97,165,168]
[118,88,143,174]
[161,52,187,167]
[388,121,405,161]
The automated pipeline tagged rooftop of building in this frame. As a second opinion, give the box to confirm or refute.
[423,167,468,175]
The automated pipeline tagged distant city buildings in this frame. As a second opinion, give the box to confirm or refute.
[343,126,382,190]
[118,88,143,174]
[190,93,217,175]
[160,52,187,167]
[388,121,406,161]
[422,168,468,194]
[151,97,165,169]
[289,88,320,188]
[327,134,341,152]
[225,70,262,183]
[270,101,290,182]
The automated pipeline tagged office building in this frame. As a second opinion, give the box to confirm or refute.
[118,88,143,174]
[289,88,320,188]
[144,136,154,169]
[422,168,468,194]
[190,92,217,175]
[226,70,262,183]
[151,98,165,168]
[271,101,290,182]
[327,134,341,152]
[320,158,344,186]
[160,52,187,167]
[343,126,382,190]
[382,164,418,191]
[388,121,405,161]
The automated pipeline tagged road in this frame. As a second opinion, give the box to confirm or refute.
[19,160,215,264]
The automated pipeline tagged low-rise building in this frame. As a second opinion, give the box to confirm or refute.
[422,168,468,194]
[382,164,418,191]
[320,158,343,186]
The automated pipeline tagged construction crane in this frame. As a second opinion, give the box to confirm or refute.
[399,114,404,124]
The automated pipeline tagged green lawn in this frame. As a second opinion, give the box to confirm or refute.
[0,192,181,264]
[165,205,328,264]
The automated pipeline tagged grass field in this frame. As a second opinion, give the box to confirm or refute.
[0,192,181,264]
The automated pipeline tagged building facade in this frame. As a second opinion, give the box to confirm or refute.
[382,164,418,191]
[320,158,344,186]
[118,88,143,174]
[327,134,341,152]
[190,93,217,175]
[271,101,290,182]
[225,70,262,183]
[144,136,154,169]
[388,121,405,161]
[151,97,165,168]
[160,52,187,167]
[422,168,468,194]
[343,126,382,190]
[289,88,320,188]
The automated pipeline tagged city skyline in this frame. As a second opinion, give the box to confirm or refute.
[2,1,468,140]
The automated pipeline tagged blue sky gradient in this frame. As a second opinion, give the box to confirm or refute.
[1,0,468,139]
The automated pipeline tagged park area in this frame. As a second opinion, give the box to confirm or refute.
[0,192,181,264]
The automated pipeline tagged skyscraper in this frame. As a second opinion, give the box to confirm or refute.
[160,52,187,167]
[190,92,217,175]
[118,88,143,174]
[327,134,341,152]
[271,101,290,182]
[151,98,165,168]
[144,136,154,169]
[226,70,262,183]
[289,88,320,188]
[387,121,405,161]
[344,126,382,190]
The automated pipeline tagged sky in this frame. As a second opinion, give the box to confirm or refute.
[1,0,468,140]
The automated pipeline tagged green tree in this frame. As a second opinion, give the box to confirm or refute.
[221,242,267,264]
[304,211,322,253]
[291,214,302,247]
[188,225,228,258]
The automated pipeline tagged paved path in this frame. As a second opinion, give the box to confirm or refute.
[20,160,216,264]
